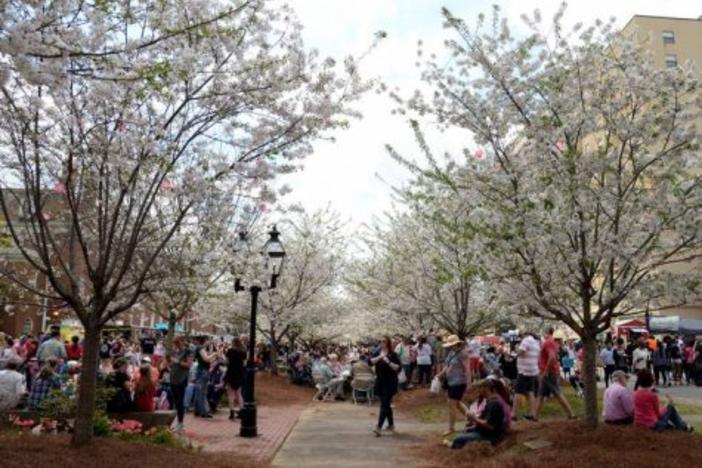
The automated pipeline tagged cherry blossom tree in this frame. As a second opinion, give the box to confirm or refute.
[255,207,346,373]
[0,0,371,444]
[349,189,499,339]
[391,5,701,428]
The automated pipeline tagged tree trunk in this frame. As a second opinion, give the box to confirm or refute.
[270,333,278,375]
[165,312,177,354]
[71,324,101,446]
[581,334,599,429]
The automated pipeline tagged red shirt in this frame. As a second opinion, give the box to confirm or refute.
[133,381,156,412]
[633,388,661,429]
[66,344,83,360]
[538,337,560,376]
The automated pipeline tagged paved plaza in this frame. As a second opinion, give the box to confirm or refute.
[272,403,442,468]
[184,405,306,462]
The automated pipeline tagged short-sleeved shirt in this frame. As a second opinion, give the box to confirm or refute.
[415,343,432,366]
[445,348,469,386]
[632,348,650,370]
[476,397,506,442]
[517,336,540,377]
[538,337,560,376]
[170,348,193,385]
[140,337,156,355]
[599,348,615,366]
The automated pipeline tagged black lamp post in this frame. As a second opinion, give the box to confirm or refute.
[233,225,285,438]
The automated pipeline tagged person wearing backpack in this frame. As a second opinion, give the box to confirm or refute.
[394,337,412,390]
[652,340,670,387]
[668,338,683,386]
[613,338,629,373]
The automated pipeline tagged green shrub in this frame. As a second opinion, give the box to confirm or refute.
[92,412,113,437]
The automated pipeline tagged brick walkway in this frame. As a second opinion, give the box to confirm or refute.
[182,405,306,462]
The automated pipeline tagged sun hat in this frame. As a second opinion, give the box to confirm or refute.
[442,335,463,348]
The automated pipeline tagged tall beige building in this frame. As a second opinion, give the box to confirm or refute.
[622,15,702,322]
[622,15,702,71]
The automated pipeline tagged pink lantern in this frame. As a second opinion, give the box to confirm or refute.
[474,148,486,160]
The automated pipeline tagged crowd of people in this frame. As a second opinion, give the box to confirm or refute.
[1,324,701,445]
[0,326,249,433]
[285,328,701,448]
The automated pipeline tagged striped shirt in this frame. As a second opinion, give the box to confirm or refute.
[517,335,541,377]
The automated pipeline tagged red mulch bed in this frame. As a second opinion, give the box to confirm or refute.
[394,386,451,413]
[411,419,702,468]
[255,372,314,406]
[0,432,257,468]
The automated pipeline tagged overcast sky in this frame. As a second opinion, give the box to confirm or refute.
[282,0,700,233]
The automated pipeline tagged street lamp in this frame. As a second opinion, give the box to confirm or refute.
[232,225,286,438]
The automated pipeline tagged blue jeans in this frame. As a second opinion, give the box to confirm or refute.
[194,367,211,416]
[654,404,688,431]
[451,429,489,449]
[171,381,187,424]
[401,365,412,390]
[184,382,196,409]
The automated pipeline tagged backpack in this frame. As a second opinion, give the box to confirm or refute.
[99,342,110,356]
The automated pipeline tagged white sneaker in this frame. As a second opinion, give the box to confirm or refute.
[173,422,184,433]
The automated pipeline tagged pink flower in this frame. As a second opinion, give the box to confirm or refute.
[111,419,144,433]
[53,181,66,194]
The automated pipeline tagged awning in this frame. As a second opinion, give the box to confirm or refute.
[154,322,184,332]
[649,316,702,335]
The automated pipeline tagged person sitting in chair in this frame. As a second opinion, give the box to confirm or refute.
[316,357,344,400]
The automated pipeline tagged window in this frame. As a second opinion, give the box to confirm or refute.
[665,54,678,68]
[662,30,675,45]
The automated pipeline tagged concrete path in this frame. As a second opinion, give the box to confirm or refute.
[271,402,441,468]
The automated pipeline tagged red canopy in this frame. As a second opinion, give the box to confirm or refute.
[616,319,648,336]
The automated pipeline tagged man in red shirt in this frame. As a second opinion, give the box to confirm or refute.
[535,327,576,420]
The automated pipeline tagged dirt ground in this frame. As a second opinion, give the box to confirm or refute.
[0,432,257,468]
[412,420,702,468]
[397,390,702,468]
[255,371,314,406]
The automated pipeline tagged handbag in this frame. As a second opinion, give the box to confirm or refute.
[430,376,441,394]
[398,369,407,384]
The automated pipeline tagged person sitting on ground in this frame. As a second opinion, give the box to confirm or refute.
[447,379,507,449]
[0,361,27,411]
[28,364,61,410]
[634,369,693,432]
[106,358,133,413]
[603,370,634,425]
[133,363,157,412]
